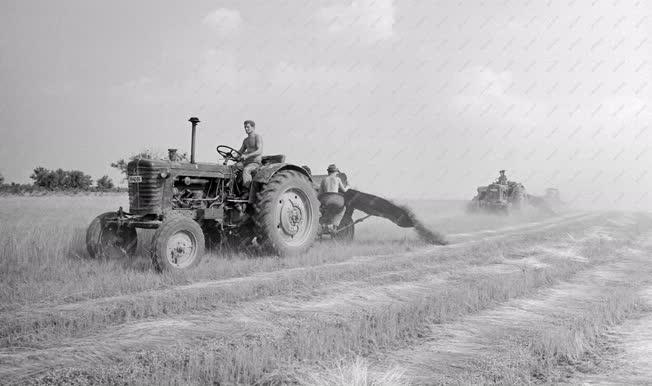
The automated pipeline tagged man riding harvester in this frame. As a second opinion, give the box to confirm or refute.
[309,164,417,241]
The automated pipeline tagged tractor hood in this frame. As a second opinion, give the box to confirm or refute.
[128,159,234,179]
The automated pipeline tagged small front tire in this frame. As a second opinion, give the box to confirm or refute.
[151,215,205,271]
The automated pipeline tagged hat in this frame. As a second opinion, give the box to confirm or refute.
[499,169,505,173]
[327,164,339,173]
[168,148,178,152]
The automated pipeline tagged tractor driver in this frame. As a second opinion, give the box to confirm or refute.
[497,169,508,185]
[168,148,182,162]
[236,120,263,190]
[319,164,349,231]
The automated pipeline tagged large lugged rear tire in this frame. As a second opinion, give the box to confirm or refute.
[86,212,137,259]
[151,215,205,271]
[254,170,320,256]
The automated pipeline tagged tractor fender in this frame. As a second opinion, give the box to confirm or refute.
[253,163,312,184]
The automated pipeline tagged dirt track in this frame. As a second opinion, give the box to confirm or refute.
[2,211,651,384]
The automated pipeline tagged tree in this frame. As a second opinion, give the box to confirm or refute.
[68,170,93,190]
[30,167,48,184]
[30,167,93,190]
[0,172,4,185]
[96,175,114,190]
[111,150,160,176]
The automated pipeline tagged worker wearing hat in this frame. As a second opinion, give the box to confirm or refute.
[497,169,508,185]
[319,164,349,231]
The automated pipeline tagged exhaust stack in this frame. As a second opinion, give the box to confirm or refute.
[188,117,200,164]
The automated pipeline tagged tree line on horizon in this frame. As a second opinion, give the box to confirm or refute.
[0,150,173,194]
[0,168,119,194]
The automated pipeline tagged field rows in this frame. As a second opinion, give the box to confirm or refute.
[1,196,650,384]
[0,213,590,332]
[573,285,652,384]
[2,210,645,384]
[0,211,592,347]
[361,228,652,384]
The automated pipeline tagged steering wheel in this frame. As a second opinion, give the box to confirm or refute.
[216,145,242,162]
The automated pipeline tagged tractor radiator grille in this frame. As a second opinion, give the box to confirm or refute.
[127,161,163,214]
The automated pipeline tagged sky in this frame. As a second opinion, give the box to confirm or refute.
[0,0,651,208]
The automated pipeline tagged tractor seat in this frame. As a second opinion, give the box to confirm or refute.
[261,154,285,165]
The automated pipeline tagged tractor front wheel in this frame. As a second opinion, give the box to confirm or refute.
[151,215,205,271]
[254,170,320,256]
[86,212,137,259]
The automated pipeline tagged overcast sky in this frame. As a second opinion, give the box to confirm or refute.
[1,0,650,208]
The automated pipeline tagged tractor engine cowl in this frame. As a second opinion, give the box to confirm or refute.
[127,159,165,214]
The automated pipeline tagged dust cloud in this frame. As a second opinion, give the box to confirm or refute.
[398,205,449,245]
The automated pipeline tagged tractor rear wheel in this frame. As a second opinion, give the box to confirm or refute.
[86,212,137,259]
[333,216,355,242]
[151,215,205,271]
[254,170,319,256]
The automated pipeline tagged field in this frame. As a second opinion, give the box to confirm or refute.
[1,195,652,385]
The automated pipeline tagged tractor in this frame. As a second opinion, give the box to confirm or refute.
[86,117,320,271]
[467,172,558,215]
[87,117,433,271]
[87,117,421,272]
[467,181,527,215]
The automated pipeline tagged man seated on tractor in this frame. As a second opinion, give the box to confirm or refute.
[236,120,263,194]
[319,164,348,231]
[496,169,508,185]
[168,148,183,162]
